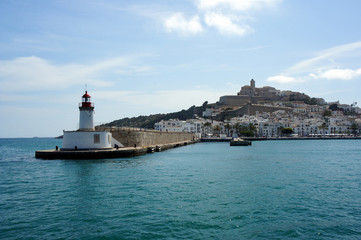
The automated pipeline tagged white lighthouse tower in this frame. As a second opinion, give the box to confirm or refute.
[62,91,123,150]
[79,91,94,131]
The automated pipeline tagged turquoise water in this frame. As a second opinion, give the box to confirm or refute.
[1,138,361,239]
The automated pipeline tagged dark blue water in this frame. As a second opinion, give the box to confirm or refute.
[1,138,361,239]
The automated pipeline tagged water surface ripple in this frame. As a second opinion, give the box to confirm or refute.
[1,138,361,239]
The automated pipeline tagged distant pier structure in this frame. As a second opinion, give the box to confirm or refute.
[36,91,127,159]
[35,91,196,159]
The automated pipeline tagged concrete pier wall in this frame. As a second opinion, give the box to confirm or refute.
[95,126,197,147]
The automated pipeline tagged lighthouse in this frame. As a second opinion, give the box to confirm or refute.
[79,91,94,131]
[61,90,123,150]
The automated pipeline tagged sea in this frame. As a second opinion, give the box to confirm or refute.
[1,138,361,240]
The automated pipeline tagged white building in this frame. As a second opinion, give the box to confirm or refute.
[154,119,184,132]
[292,123,312,136]
[339,104,352,112]
[202,108,214,117]
[258,121,280,137]
[154,119,202,138]
[332,111,344,117]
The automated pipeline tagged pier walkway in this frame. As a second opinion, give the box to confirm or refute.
[35,140,196,159]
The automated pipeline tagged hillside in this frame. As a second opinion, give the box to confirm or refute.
[100,102,208,129]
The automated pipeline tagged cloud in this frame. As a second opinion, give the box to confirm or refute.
[204,12,250,36]
[268,41,361,85]
[164,13,203,35]
[159,0,281,36]
[267,75,303,83]
[318,68,361,80]
[286,41,361,75]
[196,0,281,11]
[0,56,153,92]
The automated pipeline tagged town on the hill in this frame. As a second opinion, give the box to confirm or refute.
[154,80,361,138]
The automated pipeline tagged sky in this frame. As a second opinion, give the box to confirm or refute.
[1,0,361,137]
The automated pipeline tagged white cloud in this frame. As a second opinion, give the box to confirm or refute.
[204,12,250,36]
[267,75,303,83]
[0,56,152,92]
[197,0,280,11]
[309,73,318,79]
[159,0,281,36]
[164,13,203,35]
[287,41,361,75]
[319,68,361,80]
[268,41,361,85]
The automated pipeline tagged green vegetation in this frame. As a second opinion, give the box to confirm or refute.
[100,102,208,129]
[320,122,328,134]
[323,110,332,117]
[237,123,256,137]
[289,93,310,103]
[281,127,294,135]
[329,104,340,111]
[351,123,359,135]
[213,125,221,135]
[203,122,212,127]
[304,97,319,105]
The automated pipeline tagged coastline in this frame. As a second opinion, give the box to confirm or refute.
[201,136,361,142]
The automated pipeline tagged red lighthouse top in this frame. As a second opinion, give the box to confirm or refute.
[80,91,94,108]
[82,91,91,98]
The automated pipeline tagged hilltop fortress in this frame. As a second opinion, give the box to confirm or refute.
[219,79,324,107]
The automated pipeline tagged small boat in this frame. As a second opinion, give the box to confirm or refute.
[230,138,252,146]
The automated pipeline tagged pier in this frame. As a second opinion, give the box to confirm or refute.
[35,140,196,159]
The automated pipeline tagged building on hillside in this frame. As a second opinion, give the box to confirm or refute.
[202,108,222,117]
[258,121,280,137]
[238,79,281,100]
[218,79,312,107]
[354,107,361,114]
[154,119,202,138]
[332,111,344,117]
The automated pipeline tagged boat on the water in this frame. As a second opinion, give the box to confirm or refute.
[230,138,252,146]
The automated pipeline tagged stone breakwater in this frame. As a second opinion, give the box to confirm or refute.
[95,126,197,147]
[35,128,198,159]
[35,140,196,159]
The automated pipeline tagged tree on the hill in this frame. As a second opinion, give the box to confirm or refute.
[351,123,359,135]
[320,122,328,135]
[329,104,339,111]
[323,110,332,117]
[225,123,231,136]
[213,125,221,136]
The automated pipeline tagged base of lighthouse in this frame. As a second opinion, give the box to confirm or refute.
[62,131,122,150]
[35,90,129,159]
